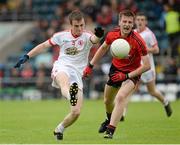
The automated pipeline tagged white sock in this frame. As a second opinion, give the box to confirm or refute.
[55,123,65,133]
[163,98,169,106]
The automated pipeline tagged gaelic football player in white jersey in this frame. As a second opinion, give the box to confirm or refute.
[14,10,104,140]
[134,12,172,117]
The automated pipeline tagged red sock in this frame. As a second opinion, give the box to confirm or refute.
[107,124,116,134]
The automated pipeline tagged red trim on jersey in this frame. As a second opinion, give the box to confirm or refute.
[71,30,80,38]
[48,39,55,46]
[131,32,147,56]
[90,35,96,44]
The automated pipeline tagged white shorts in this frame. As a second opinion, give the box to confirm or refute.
[141,69,155,83]
[51,63,83,90]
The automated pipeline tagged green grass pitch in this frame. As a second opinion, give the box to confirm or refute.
[0,99,180,144]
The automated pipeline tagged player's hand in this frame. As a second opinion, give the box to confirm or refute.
[83,62,94,78]
[94,27,104,38]
[14,54,29,68]
[111,71,129,82]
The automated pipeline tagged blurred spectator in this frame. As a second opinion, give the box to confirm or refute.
[64,0,79,15]
[49,19,60,32]
[177,65,180,83]
[96,4,113,28]
[31,20,48,43]
[35,66,47,97]
[7,0,21,11]
[164,57,177,83]
[20,62,34,86]
[163,4,180,57]
[118,0,139,13]
[110,0,119,25]
[9,68,20,88]
[0,65,4,79]
[21,62,34,78]
[19,0,32,13]
[84,14,96,32]
[0,65,5,88]
[22,36,36,53]
[54,5,65,24]
[80,0,97,21]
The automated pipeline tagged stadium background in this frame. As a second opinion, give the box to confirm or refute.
[0,0,180,144]
[0,0,179,101]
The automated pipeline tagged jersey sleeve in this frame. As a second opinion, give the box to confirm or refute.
[49,33,61,46]
[140,38,148,56]
[105,32,113,45]
[148,31,158,47]
[134,31,148,56]
[86,32,93,44]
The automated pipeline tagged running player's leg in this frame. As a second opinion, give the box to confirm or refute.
[98,84,118,133]
[104,79,135,139]
[121,83,139,121]
[146,79,172,117]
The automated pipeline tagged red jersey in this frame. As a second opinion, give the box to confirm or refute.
[105,28,147,72]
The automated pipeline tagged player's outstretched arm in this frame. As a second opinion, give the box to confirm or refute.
[14,40,51,68]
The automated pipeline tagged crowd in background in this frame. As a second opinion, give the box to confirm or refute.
[0,0,179,99]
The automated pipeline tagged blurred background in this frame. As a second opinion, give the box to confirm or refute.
[0,0,179,101]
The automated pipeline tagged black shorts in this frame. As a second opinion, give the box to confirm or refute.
[106,64,140,88]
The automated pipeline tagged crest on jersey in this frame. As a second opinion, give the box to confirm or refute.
[78,40,84,46]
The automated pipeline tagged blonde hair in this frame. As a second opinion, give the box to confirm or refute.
[119,9,135,20]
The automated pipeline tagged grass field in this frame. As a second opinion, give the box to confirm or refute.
[0,99,180,144]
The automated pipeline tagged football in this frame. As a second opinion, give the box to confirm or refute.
[110,38,130,59]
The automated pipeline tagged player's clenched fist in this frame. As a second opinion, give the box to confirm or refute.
[94,27,104,38]
[83,62,94,78]
[14,54,29,68]
[111,71,129,82]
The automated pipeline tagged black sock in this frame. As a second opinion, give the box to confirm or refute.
[106,112,111,121]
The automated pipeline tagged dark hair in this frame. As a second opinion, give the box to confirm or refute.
[136,12,147,19]
[68,10,84,24]
[119,9,135,20]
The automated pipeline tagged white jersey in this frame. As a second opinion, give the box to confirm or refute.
[49,29,93,75]
[134,27,158,83]
[49,29,93,89]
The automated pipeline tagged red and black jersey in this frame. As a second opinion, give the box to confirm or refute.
[105,27,147,72]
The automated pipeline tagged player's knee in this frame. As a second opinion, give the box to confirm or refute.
[115,95,126,103]
[104,97,112,105]
[61,87,69,98]
[71,108,81,118]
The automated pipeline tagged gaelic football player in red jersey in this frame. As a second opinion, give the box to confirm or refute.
[83,9,150,139]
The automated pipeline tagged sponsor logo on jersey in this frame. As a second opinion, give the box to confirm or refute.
[65,47,80,55]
